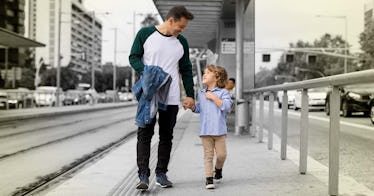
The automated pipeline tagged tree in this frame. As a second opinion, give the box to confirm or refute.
[281,34,349,79]
[359,21,374,70]
[140,14,159,27]
[39,67,79,90]
[255,67,276,88]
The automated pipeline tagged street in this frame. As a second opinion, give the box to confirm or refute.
[260,101,374,191]
[0,106,137,196]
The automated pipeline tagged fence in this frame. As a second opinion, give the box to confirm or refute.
[245,69,374,196]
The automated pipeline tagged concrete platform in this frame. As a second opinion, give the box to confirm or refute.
[42,109,374,196]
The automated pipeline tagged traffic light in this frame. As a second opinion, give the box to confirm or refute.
[262,54,271,62]
[307,55,317,64]
[286,54,294,63]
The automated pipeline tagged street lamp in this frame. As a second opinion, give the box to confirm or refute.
[112,28,118,91]
[316,14,348,73]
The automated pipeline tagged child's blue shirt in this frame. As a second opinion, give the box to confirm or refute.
[193,87,232,136]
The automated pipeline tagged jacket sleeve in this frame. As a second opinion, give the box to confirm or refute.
[178,35,195,99]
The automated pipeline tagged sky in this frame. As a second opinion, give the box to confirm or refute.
[84,0,367,70]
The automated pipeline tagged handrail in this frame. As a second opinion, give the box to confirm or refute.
[245,68,374,196]
[245,69,374,93]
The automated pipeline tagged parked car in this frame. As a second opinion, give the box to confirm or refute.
[294,87,327,111]
[277,90,297,109]
[34,86,64,107]
[118,92,134,102]
[325,84,374,117]
[0,88,34,109]
[369,93,374,124]
[63,90,88,106]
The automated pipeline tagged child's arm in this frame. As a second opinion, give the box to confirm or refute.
[191,102,200,113]
[206,90,232,112]
[205,92,223,108]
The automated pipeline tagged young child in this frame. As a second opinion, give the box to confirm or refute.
[190,64,232,189]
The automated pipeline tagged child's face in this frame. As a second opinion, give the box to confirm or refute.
[202,68,217,86]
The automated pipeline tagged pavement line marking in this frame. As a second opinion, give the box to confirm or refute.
[260,128,374,195]
[263,104,374,131]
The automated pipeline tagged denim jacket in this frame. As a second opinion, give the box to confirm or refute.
[132,65,172,128]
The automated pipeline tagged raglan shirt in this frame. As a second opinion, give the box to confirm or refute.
[129,26,194,105]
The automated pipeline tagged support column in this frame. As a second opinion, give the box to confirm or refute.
[329,86,340,196]
[235,0,245,135]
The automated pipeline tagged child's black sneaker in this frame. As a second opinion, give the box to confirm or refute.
[205,177,215,189]
[214,168,223,182]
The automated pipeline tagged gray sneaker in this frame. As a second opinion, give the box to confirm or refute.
[156,173,173,188]
[136,174,149,190]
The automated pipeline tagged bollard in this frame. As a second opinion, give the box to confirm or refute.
[235,98,248,135]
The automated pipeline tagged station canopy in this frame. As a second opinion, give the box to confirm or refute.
[153,0,250,48]
[0,27,45,48]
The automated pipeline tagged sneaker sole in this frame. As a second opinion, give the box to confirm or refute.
[205,184,215,189]
[214,178,223,183]
[155,182,173,188]
[136,182,149,190]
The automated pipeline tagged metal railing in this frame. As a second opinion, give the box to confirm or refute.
[245,69,374,196]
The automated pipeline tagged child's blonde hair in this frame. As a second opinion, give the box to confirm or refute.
[205,64,228,88]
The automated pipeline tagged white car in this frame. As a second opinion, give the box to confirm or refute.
[294,87,327,111]
[277,90,297,109]
[34,86,64,107]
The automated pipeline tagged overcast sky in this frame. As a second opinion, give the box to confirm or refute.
[84,0,367,70]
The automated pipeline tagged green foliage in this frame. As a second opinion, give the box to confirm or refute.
[19,68,35,89]
[255,67,276,88]
[140,14,159,27]
[359,21,374,70]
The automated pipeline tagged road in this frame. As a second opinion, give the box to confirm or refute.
[0,105,137,196]
[259,101,374,191]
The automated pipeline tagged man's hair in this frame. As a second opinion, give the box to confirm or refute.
[166,6,194,21]
[206,64,228,88]
[228,78,236,84]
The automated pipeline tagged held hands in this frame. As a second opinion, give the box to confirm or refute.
[183,97,195,110]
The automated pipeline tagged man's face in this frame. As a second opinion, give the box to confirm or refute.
[226,80,235,90]
[169,17,189,36]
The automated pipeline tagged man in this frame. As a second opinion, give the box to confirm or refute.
[129,5,195,190]
[225,78,236,98]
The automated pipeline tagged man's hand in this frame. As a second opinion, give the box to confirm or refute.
[183,97,195,110]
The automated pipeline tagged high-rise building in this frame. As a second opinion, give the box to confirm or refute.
[0,0,26,69]
[364,0,374,29]
[27,0,102,73]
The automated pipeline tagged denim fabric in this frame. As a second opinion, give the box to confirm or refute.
[132,65,172,128]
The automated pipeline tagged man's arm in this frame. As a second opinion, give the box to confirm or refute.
[129,27,154,75]
[178,35,194,99]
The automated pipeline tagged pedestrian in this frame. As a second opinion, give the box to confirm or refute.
[189,65,232,189]
[129,5,195,190]
[225,77,236,113]
[225,77,236,98]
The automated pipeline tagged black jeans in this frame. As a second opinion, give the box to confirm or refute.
[137,105,179,177]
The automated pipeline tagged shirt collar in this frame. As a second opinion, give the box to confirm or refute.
[201,87,220,93]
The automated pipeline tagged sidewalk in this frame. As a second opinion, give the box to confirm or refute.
[43,110,333,196]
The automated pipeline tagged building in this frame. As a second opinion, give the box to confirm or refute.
[0,0,26,75]
[27,0,102,74]
[364,0,374,29]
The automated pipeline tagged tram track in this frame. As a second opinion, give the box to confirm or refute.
[14,129,138,196]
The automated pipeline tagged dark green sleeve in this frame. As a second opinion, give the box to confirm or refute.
[178,35,195,98]
[129,26,155,74]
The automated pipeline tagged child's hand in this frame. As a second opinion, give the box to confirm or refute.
[205,91,217,101]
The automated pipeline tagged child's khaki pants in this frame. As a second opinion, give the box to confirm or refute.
[201,135,227,177]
